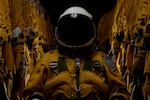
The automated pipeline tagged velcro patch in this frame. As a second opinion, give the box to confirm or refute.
[103,55,117,71]
[12,27,22,38]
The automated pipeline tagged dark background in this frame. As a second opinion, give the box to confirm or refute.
[40,0,117,27]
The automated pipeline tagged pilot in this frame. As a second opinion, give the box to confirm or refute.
[22,6,129,100]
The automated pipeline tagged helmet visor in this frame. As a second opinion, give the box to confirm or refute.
[56,14,95,46]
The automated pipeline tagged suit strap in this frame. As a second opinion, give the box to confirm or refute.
[57,57,68,73]
[83,57,92,71]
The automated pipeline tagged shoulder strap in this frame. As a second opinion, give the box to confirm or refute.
[83,57,102,71]
[83,57,92,71]
[57,57,68,73]
[48,49,68,73]
[49,57,68,73]
[49,52,105,73]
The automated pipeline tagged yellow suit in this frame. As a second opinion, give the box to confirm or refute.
[22,49,129,100]
[8,0,34,99]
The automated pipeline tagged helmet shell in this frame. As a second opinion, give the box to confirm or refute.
[55,6,96,49]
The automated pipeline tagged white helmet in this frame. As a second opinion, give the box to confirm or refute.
[59,6,92,19]
[55,6,96,53]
